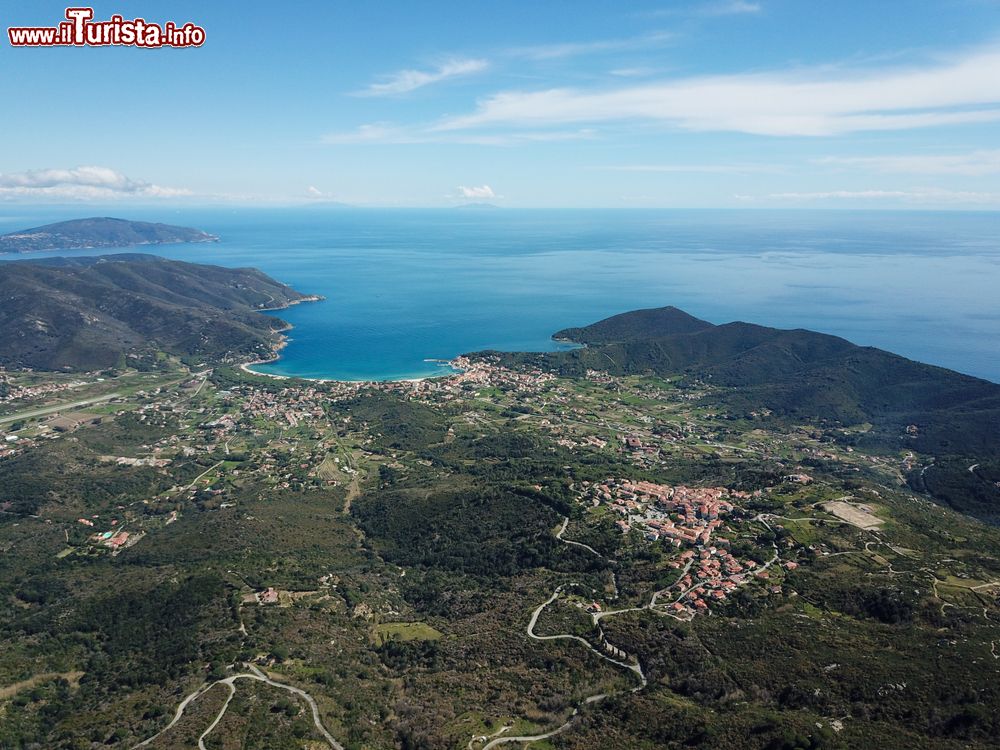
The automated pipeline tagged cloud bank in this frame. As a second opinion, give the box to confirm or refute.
[0,166,190,200]
[818,149,1000,176]
[433,48,1000,136]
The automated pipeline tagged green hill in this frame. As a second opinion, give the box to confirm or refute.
[554,305,714,343]
[0,254,313,371]
[493,306,1000,521]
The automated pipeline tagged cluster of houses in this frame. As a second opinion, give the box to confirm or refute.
[584,479,746,548]
[220,387,327,429]
[86,525,139,554]
[0,375,91,403]
[667,547,753,614]
[579,478,792,617]
[448,355,555,392]
[242,587,280,605]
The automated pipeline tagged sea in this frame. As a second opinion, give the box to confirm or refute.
[1,207,998,383]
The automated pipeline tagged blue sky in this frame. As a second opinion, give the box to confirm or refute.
[2,0,1000,207]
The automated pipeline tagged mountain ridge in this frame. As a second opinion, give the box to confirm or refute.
[0,254,313,371]
[487,305,1000,522]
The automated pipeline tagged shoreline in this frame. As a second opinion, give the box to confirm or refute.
[241,293,575,384]
[256,293,324,312]
[242,299,461,383]
[240,358,459,385]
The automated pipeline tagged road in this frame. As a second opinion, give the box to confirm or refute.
[0,393,121,426]
[175,461,224,498]
[481,711,580,749]
[555,516,602,557]
[526,586,647,684]
[474,519,652,749]
[131,664,343,750]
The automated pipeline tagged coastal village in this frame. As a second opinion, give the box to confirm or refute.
[4,340,999,750]
[2,353,893,620]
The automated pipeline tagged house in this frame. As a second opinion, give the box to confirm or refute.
[259,587,279,605]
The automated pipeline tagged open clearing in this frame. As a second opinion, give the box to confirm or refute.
[822,501,884,529]
[372,621,443,645]
[0,671,84,699]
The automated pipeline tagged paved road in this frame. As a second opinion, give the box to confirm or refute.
[0,393,121,425]
[478,583,647,749]
[526,586,646,684]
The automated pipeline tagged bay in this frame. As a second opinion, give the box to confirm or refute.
[2,207,998,382]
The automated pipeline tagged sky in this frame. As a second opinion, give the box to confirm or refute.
[2,0,1000,208]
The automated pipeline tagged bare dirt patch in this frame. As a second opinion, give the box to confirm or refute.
[822,501,884,530]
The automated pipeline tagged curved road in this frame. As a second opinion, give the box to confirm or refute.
[475,522,651,749]
[555,517,602,557]
[131,664,343,750]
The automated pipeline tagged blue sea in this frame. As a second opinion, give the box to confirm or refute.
[2,207,998,382]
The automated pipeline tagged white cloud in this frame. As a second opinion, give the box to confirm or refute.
[0,166,190,200]
[643,1,761,18]
[322,123,415,144]
[609,67,659,78]
[432,47,1000,137]
[357,58,488,97]
[817,150,1000,176]
[457,185,497,199]
[508,32,674,61]
[322,123,595,146]
[304,185,347,203]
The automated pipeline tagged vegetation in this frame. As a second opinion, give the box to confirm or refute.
[1,303,999,748]
[495,305,1000,522]
[0,254,312,370]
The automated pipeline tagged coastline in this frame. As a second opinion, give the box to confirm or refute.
[256,293,324,313]
[241,355,458,385]
[241,296,461,384]
[242,295,587,384]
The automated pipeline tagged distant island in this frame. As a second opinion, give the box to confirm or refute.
[0,217,219,254]
[454,202,500,210]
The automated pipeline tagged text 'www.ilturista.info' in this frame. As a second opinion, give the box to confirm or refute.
[8,7,205,48]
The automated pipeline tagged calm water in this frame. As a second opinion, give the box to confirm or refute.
[2,208,999,382]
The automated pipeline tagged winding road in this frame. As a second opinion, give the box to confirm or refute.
[131,664,343,750]
[555,516,602,557]
[472,510,788,749]
[471,518,676,749]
